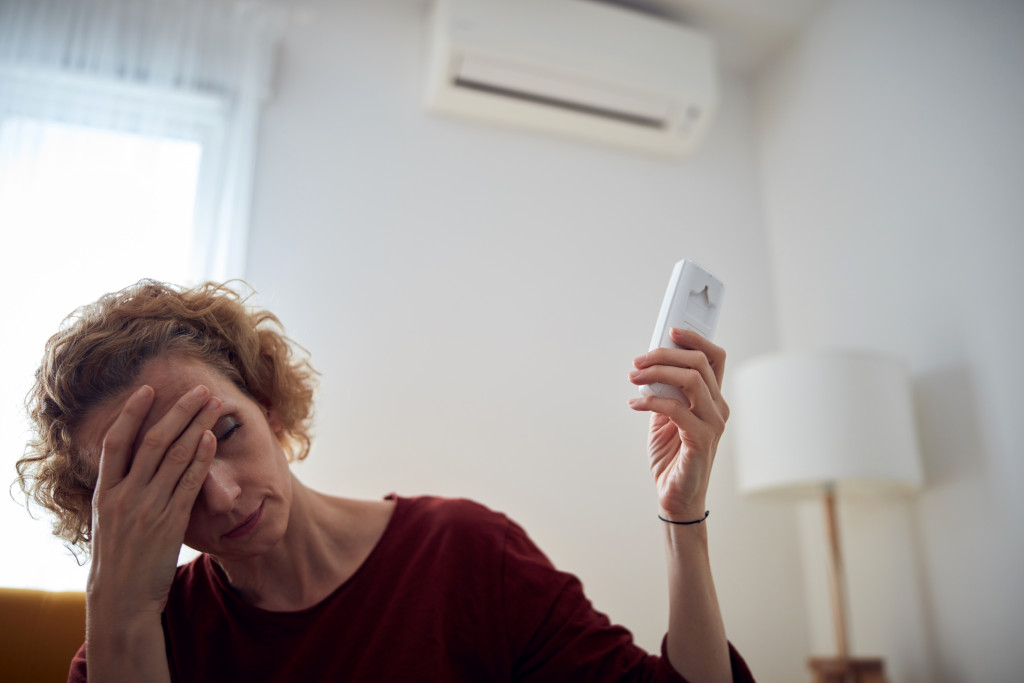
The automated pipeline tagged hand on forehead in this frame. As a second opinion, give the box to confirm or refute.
[77,356,238,465]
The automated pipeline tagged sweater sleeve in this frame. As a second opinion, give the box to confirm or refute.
[67,642,87,683]
[501,519,754,683]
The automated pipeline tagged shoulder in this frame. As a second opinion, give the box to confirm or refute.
[395,494,506,524]
[167,554,221,612]
[172,553,210,584]
[391,495,510,537]
[386,495,519,559]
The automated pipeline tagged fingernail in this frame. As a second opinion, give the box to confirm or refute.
[135,385,153,398]
[190,385,209,398]
[628,370,641,380]
[204,397,222,411]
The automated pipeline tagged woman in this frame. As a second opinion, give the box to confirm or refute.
[17,280,753,682]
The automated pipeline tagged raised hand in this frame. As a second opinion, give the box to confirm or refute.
[628,328,729,521]
[88,383,221,616]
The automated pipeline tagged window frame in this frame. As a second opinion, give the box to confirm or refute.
[0,65,238,281]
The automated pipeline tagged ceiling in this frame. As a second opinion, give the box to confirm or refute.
[598,0,826,76]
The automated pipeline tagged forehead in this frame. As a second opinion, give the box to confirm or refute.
[77,355,244,458]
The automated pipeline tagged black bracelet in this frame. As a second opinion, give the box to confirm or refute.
[658,510,710,525]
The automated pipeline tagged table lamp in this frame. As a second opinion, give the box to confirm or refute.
[732,350,924,683]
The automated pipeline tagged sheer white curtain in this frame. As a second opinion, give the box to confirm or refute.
[0,0,287,280]
[0,0,288,590]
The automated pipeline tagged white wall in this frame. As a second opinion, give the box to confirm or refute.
[244,1,804,680]
[755,0,1024,680]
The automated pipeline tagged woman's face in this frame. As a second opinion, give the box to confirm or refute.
[76,354,294,560]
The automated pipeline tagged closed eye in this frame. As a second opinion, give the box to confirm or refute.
[215,417,242,443]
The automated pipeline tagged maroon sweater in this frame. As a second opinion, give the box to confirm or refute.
[69,496,754,682]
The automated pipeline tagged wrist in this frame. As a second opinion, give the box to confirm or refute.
[658,509,710,525]
[84,609,171,683]
[658,505,711,552]
[658,500,708,523]
[86,590,164,635]
[86,610,163,659]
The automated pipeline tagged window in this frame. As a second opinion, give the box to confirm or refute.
[0,117,207,590]
[0,0,282,591]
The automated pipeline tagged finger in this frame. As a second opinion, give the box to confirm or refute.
[129,385,211,485]
[649,412,672,432]
[630,394,718,450]
[668,328,727,388]
[168,430,217,518]
[97,385,156,491]
[629,365,719,421]
[148,397,222,508]
[648,413,680,456]
[634,347,722,402]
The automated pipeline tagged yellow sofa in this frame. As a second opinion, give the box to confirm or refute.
[0,587,85,683]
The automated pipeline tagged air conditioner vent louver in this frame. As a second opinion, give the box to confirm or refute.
[425,0,718,158]
[454,55,670,129]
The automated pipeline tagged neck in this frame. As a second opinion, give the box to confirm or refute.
[210,478,375,611]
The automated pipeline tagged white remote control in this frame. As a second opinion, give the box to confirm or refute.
[640,259,724,401]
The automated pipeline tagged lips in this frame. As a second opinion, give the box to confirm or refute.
[223,501,264,539]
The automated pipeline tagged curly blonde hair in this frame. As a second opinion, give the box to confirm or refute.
[15,280,317,555]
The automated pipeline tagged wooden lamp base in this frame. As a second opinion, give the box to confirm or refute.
[807,656,886,683]
[812,488,887,682]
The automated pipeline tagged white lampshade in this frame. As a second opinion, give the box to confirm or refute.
[732,350,924,497]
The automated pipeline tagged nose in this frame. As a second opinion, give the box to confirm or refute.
[198,459,241,515]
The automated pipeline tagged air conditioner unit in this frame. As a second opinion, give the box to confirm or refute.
[424,0,718,159]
